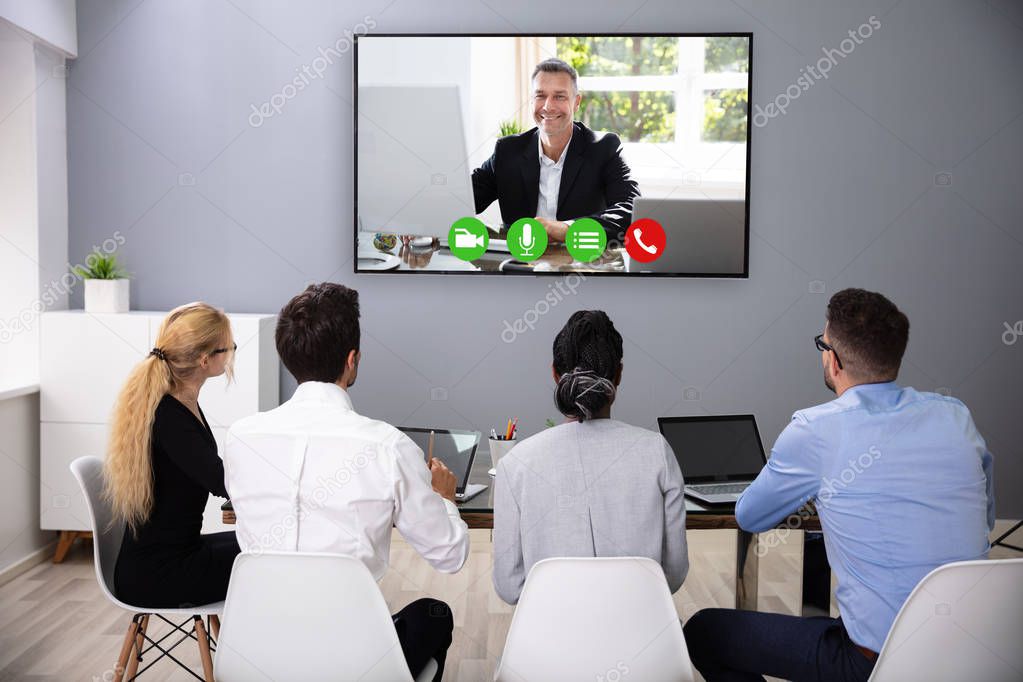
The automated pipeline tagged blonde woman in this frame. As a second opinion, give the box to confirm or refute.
[106,302,240,608]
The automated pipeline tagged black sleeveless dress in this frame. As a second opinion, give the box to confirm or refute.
[113,394,240,608]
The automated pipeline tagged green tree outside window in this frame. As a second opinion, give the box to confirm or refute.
[556,36,748,143]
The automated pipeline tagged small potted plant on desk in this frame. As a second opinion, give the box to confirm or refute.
[75,253,130,313]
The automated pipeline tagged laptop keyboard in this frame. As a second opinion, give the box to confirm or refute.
[689,483,750,495]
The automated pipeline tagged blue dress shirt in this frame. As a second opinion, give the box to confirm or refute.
[736,382,995,652]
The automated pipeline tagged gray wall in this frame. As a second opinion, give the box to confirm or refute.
[67,0,1023,516]
[0,392,48,574]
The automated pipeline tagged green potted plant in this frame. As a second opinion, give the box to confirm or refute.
[74,253,130,313]
[499,119,524,137]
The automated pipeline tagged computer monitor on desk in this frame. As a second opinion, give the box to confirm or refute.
[357,84,475,240]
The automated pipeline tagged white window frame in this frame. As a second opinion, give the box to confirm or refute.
[572,36,749,195]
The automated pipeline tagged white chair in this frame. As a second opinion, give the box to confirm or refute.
[70,456,223,681]
[869,558,1023,681]
[495,557,694,682]
[213,551,439,682]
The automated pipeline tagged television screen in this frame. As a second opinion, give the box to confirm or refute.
[354,34,751,276]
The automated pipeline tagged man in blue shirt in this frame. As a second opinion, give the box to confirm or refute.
[684,288,995,682]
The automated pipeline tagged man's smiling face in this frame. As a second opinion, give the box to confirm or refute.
[532,71,580,137]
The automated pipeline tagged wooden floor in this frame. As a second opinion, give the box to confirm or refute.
[0,522,1018,681]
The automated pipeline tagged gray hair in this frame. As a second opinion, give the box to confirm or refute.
[555,367,616,422]
[531,58,578,93]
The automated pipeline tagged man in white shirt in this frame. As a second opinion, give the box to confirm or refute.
[224,283,469,681]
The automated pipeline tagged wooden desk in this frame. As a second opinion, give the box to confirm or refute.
[222,455,829,615]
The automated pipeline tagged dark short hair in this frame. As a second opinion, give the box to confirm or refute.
[552,310,623,421]
[276,283,360,384]
[531,58,578,92]
[826,288,909,381]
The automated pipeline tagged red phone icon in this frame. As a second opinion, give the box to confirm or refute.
[625,219,666,263]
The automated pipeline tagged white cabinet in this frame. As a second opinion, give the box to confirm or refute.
[40,421,109,532]
[40,311,279,534]
[40,313,151,424]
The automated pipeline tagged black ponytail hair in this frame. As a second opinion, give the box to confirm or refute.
[552,310,623,421]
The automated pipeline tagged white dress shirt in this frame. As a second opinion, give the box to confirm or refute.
[224,381,469,579]
[536,130,573,219]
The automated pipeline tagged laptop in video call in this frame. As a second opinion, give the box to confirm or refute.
[657,414,768,505]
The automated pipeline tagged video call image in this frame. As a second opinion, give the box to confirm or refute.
[355,34,750,276]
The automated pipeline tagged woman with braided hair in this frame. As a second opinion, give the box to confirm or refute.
[106,302,240,607]
[492,310,689,604]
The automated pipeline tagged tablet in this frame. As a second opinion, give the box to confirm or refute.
[398,426,486,501]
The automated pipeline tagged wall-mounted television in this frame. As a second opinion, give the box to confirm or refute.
[354,33,752,277]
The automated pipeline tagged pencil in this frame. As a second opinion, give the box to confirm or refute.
[505,418,513,440]
[428,430,435,462]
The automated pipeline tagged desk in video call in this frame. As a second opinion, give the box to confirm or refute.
[385,228,627,274]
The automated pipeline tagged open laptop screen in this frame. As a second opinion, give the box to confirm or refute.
[398,427,479,492]
[657,415,767,483]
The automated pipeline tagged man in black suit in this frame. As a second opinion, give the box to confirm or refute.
[472,58,640,244]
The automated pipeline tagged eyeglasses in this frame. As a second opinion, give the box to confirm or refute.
[211,342,237,356]
[814,334,843,370]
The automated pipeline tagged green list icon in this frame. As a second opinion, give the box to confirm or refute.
[565,218,607,262]
[507,218,548,262]
[447,217,489,261]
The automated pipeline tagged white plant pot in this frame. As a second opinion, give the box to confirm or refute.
[83,279,130,313]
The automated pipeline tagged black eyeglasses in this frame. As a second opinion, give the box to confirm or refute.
[814,334,843,370]
[211,342,237,356]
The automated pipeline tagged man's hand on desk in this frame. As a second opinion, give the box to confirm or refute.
[429,457,457,503]
[535,217,569,243]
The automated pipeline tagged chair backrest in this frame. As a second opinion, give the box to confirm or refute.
[69,456,125,606]
[869,558,1023,682]
[213,551,415,682]
[495,557,694,682]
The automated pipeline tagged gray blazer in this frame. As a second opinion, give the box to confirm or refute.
[493,419,688,604]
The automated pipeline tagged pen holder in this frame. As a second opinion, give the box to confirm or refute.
[488,437,517,472]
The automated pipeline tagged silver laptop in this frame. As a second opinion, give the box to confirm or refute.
[625,197,747,275]
[398,427,488,502]
[657,414,767,504]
